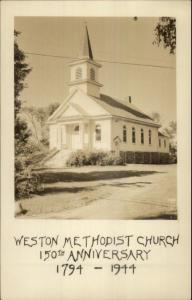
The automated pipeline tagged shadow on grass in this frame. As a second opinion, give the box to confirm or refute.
[135,213,177,220]
[109,181,152,188]
[40,186,95,195]
[38,170,163,184]
[37,181,152,196]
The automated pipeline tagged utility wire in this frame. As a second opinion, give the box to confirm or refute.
[25,51,175,70]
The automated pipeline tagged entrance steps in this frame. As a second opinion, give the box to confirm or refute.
[42,149,71,168]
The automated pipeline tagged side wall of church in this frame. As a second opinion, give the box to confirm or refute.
[111,118,160,152]
[91,119,112,151]
[158,136,169,153]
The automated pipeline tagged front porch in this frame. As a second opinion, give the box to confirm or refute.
[56,121,92,151]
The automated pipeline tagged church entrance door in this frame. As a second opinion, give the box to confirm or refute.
[71,124,81,150]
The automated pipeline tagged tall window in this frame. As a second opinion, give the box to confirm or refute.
[164,139,166,147]
[90,68,95,81]
[159,139,161,147]
[76,67,82,80]
[95,124,101,141]
[123,125,127,142]
[149,129,152,145]
[132,127,136,143]
[141,128,144,144]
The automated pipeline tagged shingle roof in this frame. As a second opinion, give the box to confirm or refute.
[158,131,169,137]
[91,93,159,126]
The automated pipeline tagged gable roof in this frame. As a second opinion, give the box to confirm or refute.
[47,88,159,127]
[158,131,169,138]
[47,88,110,123]
[91,94,159,126]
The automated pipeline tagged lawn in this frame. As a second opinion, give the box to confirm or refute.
[16,164,177,220]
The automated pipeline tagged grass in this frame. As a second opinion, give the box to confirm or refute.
[16,164,177,220]
[37,170,162,184]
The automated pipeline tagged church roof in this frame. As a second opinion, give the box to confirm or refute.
[91,93,159,126]
[47,88,160,127]
[79,25,93,60]
[158,131,169,138]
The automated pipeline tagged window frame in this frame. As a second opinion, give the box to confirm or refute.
[95,124,101,142]
[149,129,152,145]
[75,67,82,80]
[123,125,127,143]
[90,68,95,81]
[141,128,144,144]
[132,127,136,144]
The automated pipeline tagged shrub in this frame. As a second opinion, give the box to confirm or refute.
[15,149,44,200]
[15,170,44,200]
[66,150,124,167]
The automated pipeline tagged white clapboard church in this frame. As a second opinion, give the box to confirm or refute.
[46,25,169,167]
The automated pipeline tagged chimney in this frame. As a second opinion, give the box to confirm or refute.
[128,96,132,103]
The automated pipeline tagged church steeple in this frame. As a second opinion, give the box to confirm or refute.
[79,25,93,60]
[68,24,103,98]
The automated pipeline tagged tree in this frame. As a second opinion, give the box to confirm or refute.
[14,31,44,200]
[150,112,161,124]
[163,121,177,139]
[22,103,60,147]
[14,30,31,155]
[162,121,177,161]
[133,16,176,54]
[153,17,176,54]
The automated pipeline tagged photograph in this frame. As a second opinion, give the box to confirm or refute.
[14,17,177,220]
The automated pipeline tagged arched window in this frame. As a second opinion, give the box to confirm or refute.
[141,128,144,144]
[132,127,136,143]
[164,139,166,147]
[95,124,101,141]
[123,125,127,142]
[75,67,82,80]
[90,68,95,81]
[149,129,152,145]
[159,139,161,147]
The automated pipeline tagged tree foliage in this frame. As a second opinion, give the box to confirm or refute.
[153,17,176,54]
[14,31,44,200]
[162,121,177,140]
[14,30,32,155]
[22,103,60,147]
[150,112,161,124]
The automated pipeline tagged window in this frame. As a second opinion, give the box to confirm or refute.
[95,124,101,141]
[141,128,144,144]
[164,139,166,147]
[159,139,161,147]
[132,127,136,143]
[90,68,95,81]
[75,67,82,80]
[123,126,127,142]
[149,129,152,145]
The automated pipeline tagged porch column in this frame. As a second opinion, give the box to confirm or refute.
[80,122,85,149]
[61,124,67,149]
[88,121,92,151]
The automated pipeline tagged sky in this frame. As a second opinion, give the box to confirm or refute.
[15,17,176,127]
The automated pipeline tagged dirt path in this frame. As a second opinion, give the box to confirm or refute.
[17,164,177,220]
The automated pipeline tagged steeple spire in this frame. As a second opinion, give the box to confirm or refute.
[68,24,102,97]
[79,25,93,60]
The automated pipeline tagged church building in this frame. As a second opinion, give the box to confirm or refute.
[46,25,169,167]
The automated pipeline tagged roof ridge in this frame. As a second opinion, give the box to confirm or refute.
[99,93,154,121]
